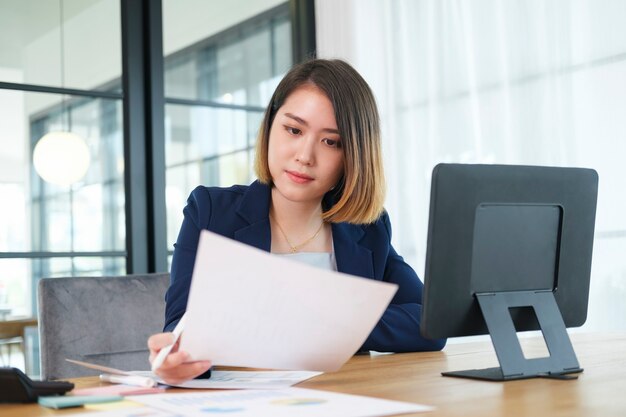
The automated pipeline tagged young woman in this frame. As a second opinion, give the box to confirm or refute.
[148,59,446,384]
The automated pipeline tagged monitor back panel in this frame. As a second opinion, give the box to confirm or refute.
[421,164,598,339]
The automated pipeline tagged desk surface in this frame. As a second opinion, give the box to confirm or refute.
[0,317,37,339]
[2,332,625,417]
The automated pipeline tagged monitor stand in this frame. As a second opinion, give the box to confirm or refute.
[442,290,583,381]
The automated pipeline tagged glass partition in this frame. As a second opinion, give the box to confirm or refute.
[162,1,292,255]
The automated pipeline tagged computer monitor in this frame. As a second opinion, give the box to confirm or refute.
[421,163,598,381]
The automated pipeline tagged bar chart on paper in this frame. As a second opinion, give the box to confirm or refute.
[128,387,433,417]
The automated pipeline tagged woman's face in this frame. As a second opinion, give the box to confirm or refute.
[268,84,344,205]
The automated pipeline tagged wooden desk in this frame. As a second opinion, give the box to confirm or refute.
[0,318,37,340]
[2,332,625,417]
[0,318,37,367]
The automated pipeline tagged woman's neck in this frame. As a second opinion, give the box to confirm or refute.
[269,188,332,253]
[269,187,323,231]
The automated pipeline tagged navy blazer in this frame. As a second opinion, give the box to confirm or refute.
[165,181,446,352]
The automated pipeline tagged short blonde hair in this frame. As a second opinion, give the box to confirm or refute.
[254,59,385,224]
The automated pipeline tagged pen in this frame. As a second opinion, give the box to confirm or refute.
[99,373,157,388]
[151,313,187,372]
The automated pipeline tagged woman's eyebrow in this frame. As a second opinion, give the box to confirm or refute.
[284,113,340,134]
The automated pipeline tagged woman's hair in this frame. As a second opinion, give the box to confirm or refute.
[254,59,386,224]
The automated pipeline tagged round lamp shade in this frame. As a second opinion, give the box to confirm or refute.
[33,131,90,186]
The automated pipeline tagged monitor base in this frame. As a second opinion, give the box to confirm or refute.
[442,366,583,381]
[450,290,584,381]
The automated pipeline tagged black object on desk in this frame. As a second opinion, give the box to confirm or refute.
[0,367,74,403]
[421,164,598,381]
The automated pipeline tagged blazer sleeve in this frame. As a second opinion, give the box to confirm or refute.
[360,213,447,352]
[164,186,212,332]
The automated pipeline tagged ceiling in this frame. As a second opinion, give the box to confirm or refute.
[0,0,101,68]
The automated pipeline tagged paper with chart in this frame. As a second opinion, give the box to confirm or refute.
[166,370,322,389]
[132,370,322,389]
[128,387,434,417]
[179,230,398,372]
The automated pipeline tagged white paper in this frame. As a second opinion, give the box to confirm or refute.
[128,387,434,417]
[179,230,398,372]
[170,370,322,389]
[61,409,177,417]
[132,370,322,389]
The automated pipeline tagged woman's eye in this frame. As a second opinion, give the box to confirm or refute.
[286,126,301,135]
[323,138,341,148]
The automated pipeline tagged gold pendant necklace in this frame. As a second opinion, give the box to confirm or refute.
[272,216,324,253]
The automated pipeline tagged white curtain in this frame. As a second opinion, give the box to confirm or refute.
[316,0,626,332]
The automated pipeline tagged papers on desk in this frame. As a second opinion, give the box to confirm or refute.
[128,388,434,417]
[163,370,323,389]
[66,358,321,390]
[57,389,433,417]
[180,230,398,372]
[132,369,322,389]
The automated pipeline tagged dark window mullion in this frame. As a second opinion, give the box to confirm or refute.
[121,0,167,274]
[290,0,316,63]
[146,0,168,273]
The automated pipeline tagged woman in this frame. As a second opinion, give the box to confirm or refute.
[148,59,446,384]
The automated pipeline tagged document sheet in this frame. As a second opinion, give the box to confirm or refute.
[179,230,398,371]
[132,370,322,389]
[164,370,323,389]
[128,388,434,417]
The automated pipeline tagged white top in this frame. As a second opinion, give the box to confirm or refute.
[278,251,338,271]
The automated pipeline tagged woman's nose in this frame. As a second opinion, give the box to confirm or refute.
[295,136,315,165]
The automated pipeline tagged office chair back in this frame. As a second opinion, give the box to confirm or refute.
[38,273,170,380]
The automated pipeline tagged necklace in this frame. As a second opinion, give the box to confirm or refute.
[272,216,325,253]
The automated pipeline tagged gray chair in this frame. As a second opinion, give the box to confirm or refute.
[37,273,170,380]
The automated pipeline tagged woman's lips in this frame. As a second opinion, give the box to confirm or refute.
[286,170,314,184]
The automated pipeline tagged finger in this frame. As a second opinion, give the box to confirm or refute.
[149,344,179,363]
[157,350,190,370]
[147,333,175,352]
[157,361,211,381]
[156,361,212,385]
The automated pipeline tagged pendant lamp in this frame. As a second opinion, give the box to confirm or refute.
[33,0,90,187]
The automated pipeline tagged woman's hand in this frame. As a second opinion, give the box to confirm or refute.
[148,332,212,385]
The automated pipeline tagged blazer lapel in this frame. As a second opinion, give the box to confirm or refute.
[332,223,375,279]
[233,181,272,252]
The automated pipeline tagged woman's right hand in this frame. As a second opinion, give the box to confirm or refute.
[147,332,212,385]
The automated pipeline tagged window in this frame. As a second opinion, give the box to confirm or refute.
[162,2,293,260]
[0,0,124,322]
[0,0,310,376]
